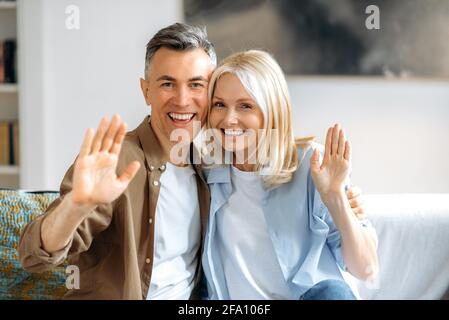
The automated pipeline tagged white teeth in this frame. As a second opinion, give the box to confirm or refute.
[224,129,244,136]
[169,113,195,121]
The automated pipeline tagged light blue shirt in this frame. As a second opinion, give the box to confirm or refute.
[202,143,376,300]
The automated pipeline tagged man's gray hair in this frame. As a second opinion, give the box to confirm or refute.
[144,22,217,79]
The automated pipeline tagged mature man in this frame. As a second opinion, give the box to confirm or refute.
[18,23,366,300]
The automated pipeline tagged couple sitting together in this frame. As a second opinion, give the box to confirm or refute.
[18,23,378,300]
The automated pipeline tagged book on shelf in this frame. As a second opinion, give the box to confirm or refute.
[0,121,19,166]
[0,122,8,165]
[0,39,17,84]
[0,42,4,83]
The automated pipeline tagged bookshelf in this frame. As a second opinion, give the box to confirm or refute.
[0,1,15,9]
[0,83,17,93]
[0,165,18,174]
[0,0,19,189]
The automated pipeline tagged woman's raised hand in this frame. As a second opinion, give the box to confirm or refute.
[310,123,352,203]
[71,114,141,207]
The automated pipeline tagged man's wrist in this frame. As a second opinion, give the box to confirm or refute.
[66,192,97,220]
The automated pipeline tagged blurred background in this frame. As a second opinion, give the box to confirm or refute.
[0,0,448,193]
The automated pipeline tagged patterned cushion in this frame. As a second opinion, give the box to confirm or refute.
[0,189,68,300]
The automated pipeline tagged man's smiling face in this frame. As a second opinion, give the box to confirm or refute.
[140,47,215,144]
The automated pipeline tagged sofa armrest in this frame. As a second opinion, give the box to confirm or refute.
[356,194,449,300]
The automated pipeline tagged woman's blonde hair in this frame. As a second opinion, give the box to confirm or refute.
[206,49,313,189]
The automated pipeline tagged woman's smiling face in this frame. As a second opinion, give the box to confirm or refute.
[209,73,264,156]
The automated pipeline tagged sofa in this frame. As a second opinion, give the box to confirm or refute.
[1,189,448,300]
[355,194,449,300]
[0,189,68,300]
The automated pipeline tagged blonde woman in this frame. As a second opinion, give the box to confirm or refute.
[201,50,378,300]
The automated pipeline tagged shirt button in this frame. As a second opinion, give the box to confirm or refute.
[145,258,151,264]
[159,164,166,171]
[149,218,153,224]
[153,181,159,186]
[149,165,155,171]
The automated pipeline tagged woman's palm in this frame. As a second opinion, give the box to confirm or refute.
[310,124,352,197]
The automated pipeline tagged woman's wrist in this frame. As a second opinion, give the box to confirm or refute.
[321,187,350,215]
[321,186,346,204]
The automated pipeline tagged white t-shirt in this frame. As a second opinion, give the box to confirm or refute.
[216,165,294,300]
[147,162,201,300]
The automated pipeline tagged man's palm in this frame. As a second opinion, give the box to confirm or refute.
[71,115,140,206]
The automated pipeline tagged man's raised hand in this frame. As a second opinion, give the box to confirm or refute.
[71,114,141,207]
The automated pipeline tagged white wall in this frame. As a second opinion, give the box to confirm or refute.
[288,77,449,194]
[18,0,449,193]
[19,0,182,189]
